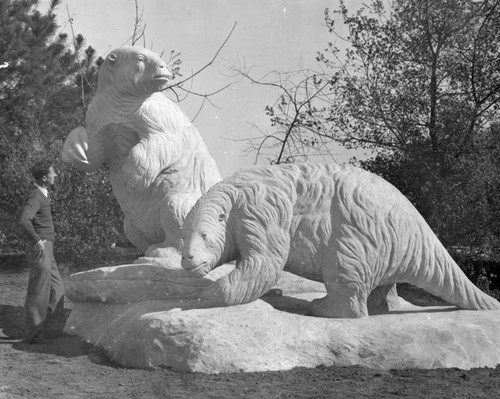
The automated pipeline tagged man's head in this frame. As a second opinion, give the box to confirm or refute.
[32,160,57,187]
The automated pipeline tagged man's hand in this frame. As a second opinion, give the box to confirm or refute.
[33,240,45,259]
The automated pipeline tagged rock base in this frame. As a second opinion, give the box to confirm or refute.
[64,271,500,373]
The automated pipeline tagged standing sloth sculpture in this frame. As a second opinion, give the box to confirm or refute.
[62,46,221,256]
[181,163,500,318]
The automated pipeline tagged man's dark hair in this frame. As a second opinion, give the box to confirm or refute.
[31,159,53,181]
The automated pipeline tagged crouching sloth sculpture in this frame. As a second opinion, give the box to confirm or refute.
[181,163,500,318]
[62,46,221,256]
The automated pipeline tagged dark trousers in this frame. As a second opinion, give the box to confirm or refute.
[24,240,65,336]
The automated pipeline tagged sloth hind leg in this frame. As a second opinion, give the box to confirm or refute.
[309,261,369,319]
[367,284,400,315]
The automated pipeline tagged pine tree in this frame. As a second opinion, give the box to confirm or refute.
[1,0,85,192]
[0,0,124,264]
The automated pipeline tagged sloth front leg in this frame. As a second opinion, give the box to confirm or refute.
[122,134,168,191]
[199,256,283,307]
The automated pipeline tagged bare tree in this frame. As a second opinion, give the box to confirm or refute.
[131,0,146,46]
[231,64,339,165]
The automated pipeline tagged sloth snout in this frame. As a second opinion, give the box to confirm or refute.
[158,63,171,76]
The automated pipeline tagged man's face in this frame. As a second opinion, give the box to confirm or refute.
[43,167,57,187]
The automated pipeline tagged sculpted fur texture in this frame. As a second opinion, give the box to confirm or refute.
[181,163,500,318]
[62,47,221,255]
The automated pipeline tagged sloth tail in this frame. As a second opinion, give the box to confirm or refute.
[410,237,500,311]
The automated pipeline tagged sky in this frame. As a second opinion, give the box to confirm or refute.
[44,0,366,177]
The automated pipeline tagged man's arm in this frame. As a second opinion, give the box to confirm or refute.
[18,192,45,259]
[18,192,41,243]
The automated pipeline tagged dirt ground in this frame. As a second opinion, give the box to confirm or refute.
[1,253,499,399]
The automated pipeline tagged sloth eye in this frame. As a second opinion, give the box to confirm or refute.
[137,55,146,62]
[201,233,207,239]
[218,213,226,222]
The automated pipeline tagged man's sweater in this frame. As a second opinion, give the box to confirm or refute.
[18,187,55,243]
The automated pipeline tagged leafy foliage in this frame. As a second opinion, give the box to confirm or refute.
[0,0,126,265]
[320,0,500,152]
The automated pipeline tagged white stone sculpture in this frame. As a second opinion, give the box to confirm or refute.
[62,46,221,256]
[58,48,500,372]
[181,162,500,318]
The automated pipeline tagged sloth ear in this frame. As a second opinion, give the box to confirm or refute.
[108,53,117,63]
[218,213,226,222]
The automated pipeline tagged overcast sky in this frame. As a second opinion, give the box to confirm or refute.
[46,0,366,177]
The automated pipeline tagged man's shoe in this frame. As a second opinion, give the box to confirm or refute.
[22,329,45,344]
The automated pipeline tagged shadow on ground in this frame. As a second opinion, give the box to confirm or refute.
[0,303,113,366]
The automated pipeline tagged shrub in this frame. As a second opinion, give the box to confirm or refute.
[449,247,500,300]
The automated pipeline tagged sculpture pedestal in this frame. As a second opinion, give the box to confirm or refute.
[64,267,500,373]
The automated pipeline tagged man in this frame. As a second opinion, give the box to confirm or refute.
[18,159,65,343]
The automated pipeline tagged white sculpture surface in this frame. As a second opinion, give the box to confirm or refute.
[181,162,500,318]
[62,46,221,256]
